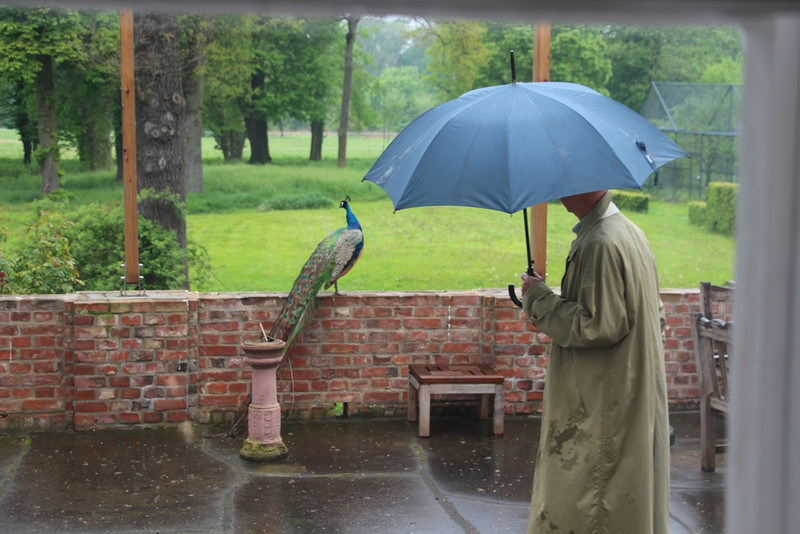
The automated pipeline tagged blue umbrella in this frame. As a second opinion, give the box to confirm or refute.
[363,78,687,304]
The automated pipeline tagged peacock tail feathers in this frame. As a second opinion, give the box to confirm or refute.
[268,198,363,352]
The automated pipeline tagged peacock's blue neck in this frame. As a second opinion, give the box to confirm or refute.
[345,205,361,230]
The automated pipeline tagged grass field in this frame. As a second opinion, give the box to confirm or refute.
[0,128,736,291]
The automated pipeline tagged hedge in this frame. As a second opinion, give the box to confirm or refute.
[706,182,738,235]
[613,190,649,212]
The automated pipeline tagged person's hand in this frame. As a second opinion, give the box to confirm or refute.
[521,271,545,294]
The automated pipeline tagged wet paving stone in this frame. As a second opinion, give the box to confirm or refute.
[0,412,726,534]
[0,426,235,533]
[234,475,464,534]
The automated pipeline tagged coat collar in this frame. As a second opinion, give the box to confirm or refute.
[571,190,614,236]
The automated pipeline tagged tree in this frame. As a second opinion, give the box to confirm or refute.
[204,14,250,161]
[605,25,742,110]
[550,26,612,94]
[239,16,318,164]
[605,25,663,110]
[475,22,533,86]
[299,18,340,161]
[337,14,360,168]
[56,10,119,171]
[133,12,188,283]
[180,14,212,193]
[371,66,436,133]
[0,6,86,195]
[2,81,36,164]
[419,19,490,100]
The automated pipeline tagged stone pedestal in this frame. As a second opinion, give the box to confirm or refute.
[238,339,289,462]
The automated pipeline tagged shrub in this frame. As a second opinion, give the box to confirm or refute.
[5,204,83,294]
[0,220,12,294]
[688,201,707,227]
[613,190,649,212]
[65,204,211,291]
[706,182,738,235]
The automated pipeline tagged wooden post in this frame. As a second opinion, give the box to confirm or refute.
[530,22,551,279]
[119,10,140,285]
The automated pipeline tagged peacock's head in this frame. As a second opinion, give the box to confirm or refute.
[340,195,351,210]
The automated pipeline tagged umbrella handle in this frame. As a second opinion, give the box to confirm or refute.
[508,284,523,308]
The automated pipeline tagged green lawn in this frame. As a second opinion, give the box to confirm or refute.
[0,128,736,291]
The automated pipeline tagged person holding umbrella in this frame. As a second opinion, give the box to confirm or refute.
[520,189,670,534]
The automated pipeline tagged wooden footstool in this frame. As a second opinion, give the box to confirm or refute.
[408,364,505,437]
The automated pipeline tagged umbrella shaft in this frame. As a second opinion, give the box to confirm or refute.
[523,208,533,275]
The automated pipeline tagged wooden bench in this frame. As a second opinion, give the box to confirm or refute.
[691,281,734,471]
[407,364,505,437]
[692,282,735,471]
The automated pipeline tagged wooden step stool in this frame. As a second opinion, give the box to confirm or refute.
[407,364,505,437]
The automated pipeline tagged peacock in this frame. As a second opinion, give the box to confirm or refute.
[215,197,363,438]
[267,196,364,351]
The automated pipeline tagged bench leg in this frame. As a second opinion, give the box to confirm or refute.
[408,382,417,422]
[479,394,490,420]
[418,385,431,438]
[700,397,716,472]
[493,385,505,436]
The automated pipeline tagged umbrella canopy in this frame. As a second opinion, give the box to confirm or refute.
[363,81,687,214]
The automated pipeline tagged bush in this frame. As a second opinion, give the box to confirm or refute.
[706,182,738,235]
[0,220,13,294]
[688,201,707,227]
[5,203,83,294]
[1,196,211,294]
[65,204,211,291]
[613,190,649,212]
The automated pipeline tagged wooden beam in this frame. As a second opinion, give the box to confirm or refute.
[531,22,551,278]
[120,10,140,285]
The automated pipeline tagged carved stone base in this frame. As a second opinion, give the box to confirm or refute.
[239,437,289,462]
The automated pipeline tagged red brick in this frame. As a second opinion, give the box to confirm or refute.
[21,399,63,411]
[153,398,186,411]
[119,412,141,424]
[74,413,96,427]
[75,401,108,412]
[198,395,240,406]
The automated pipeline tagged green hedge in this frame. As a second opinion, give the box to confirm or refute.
[706,182,738,235]
[613,190,649,212]
[688,201,707,227]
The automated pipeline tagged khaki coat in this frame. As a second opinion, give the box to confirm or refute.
[523,192,670,534]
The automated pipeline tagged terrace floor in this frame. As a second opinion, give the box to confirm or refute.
[0,411,725,533]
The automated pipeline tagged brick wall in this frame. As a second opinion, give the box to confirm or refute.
[0,288,702,431]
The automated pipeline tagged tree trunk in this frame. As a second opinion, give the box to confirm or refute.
[337,15,360,168]
[216,129,245,161]
[310,120,324,161]
[182,19,207,194]
[35,54,59,196]
[78,113,112,171]
[244,69,271,165]
[13,80,36,166]
[134,12,188,286]
[246,116,271,164]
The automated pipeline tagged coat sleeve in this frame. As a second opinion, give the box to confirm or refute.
[522,239,631,349]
